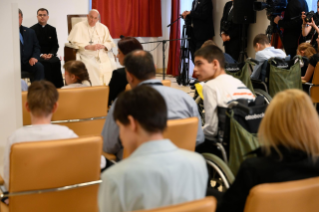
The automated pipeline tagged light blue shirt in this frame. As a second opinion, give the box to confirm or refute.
[251,47,286,80]
[21,80,28,91]
[98,139,208,212]
[101,79,205,159]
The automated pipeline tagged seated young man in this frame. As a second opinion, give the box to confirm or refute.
[98,85,208,212]
[250,34,286,80]
[101,50,205,160]
[193,45,255,149]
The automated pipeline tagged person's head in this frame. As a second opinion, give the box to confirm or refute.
[63,60,91,86]
[37,8,49,26]
[113,85,167,152]
[193,45,226,81]
[117,37,143,65]
[124,50,156,88]
[253,34,271,52]
[201,40,217,48]
[26,80,59,121]
[87,9,100,27]
[297,43,316,59]
[258,89,319,160]
[19,9,23,27]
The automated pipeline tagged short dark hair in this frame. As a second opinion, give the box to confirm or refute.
[113,85,167,133]
[19,9,23,17]
[63,60,91,85]
[253,34,270,47]
[27,80,59,117]
[124,50,156,80]
[118,37,143,55]
[194,45,225,69]
[37,8,49,15]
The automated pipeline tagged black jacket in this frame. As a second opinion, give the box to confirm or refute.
[187,0,214,40]
[108,68,127,106]
[20,25,41,65]
[217,146,319,212]
[30,23,59,56]
[220,1,242,42]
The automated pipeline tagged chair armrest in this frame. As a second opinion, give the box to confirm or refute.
[0,174,4,186]
[102,152,117,161]
[65,43,79,50]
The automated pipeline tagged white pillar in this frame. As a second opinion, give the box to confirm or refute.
[0,2,23,176]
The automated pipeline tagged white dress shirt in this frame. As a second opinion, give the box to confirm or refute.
[98,139,208,212]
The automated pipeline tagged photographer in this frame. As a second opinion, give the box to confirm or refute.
[274,0,308,58]
[301,3,319,50]
[182,0,214,62]
[220,0,243,61]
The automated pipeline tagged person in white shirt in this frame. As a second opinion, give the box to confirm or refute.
[250,34,286,80]
[61,60,91,89]
[193,45,255,149]
[3,81,77,190]
[98,85,208,212]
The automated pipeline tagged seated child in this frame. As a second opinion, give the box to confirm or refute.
[62,60,91,89]
[193,45,255,147]
[250,34,286,80]
[98,85,208,212]
[4,80,77,189]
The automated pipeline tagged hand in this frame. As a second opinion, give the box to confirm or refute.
[221,33,228,42]
[41,54,47,59]
[96,44,105,50]
[307,18,316,27]
[302,11,306,24]
[274,16,282,25]
[226,35,231,41]
[182,11,190,19]
[46,54,52,59]
[29,58,38,66]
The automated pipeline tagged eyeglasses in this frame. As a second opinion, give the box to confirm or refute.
[38,14,47,17]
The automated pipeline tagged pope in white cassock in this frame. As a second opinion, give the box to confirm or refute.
[68,9,117,85]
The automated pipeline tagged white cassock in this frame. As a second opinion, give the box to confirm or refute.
[68,20,117,85]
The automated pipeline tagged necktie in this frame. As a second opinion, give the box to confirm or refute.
[20,32,24,45]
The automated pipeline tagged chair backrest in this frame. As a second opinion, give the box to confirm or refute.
[244,177,319,212]
[125,80,171,91]
[9,136,102,212]
[67,15,87,34]
[22,86,109,136]
[122,117,198,158]
[310,62,319,103]
[311,62,319,85]
[133,197,216,212]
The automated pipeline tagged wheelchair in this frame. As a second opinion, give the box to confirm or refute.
[202,97,267,191]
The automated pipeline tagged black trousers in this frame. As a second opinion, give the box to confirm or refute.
[224,37,241,62]
[21,62,44,81]
[39,57,64,88]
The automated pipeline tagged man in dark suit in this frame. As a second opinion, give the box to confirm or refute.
[274,0,308,58]
[19,9,44,81]
[220,0,243,61]
[182,0,214,62]
[31,8,64,88]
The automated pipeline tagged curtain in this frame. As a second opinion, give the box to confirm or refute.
[92,0,162,38]
[167,0,181,76]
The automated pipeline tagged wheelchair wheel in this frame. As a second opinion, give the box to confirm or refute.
[202,153,235,192]
[195,95,205,126]
[254,89,272,104]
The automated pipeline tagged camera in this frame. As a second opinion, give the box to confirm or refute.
[304,11,315,23]
[254,0,287,21]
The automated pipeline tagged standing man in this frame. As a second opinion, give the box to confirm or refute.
[182,0,214,62]
[68,9,117,86]
[220,0,243,62]
[274,0,308,58]
[19,9,44,81]
[31,8,64,88]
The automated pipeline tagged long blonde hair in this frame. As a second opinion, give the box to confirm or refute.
[258,89,319,159]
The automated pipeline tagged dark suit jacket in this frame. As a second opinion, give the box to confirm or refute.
[220,1,241,42]
[217,146,319,212]
[20,25,41,65]
[108,68,127,106]
[30,23,59,56]
[188,0,214,40]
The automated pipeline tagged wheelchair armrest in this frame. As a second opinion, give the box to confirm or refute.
[64,42,79,50]
[102,152,117,161]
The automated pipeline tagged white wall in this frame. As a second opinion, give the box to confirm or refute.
[0,2,22,176]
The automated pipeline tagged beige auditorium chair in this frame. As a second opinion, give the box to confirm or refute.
[125,80,172,91]
[120,117,199,159]
[64,15,87,63]
[133,197,217,212]
[0,136,102,212]
[308,62,319,105]
[244,176,319,212]
[22,86,109,136]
